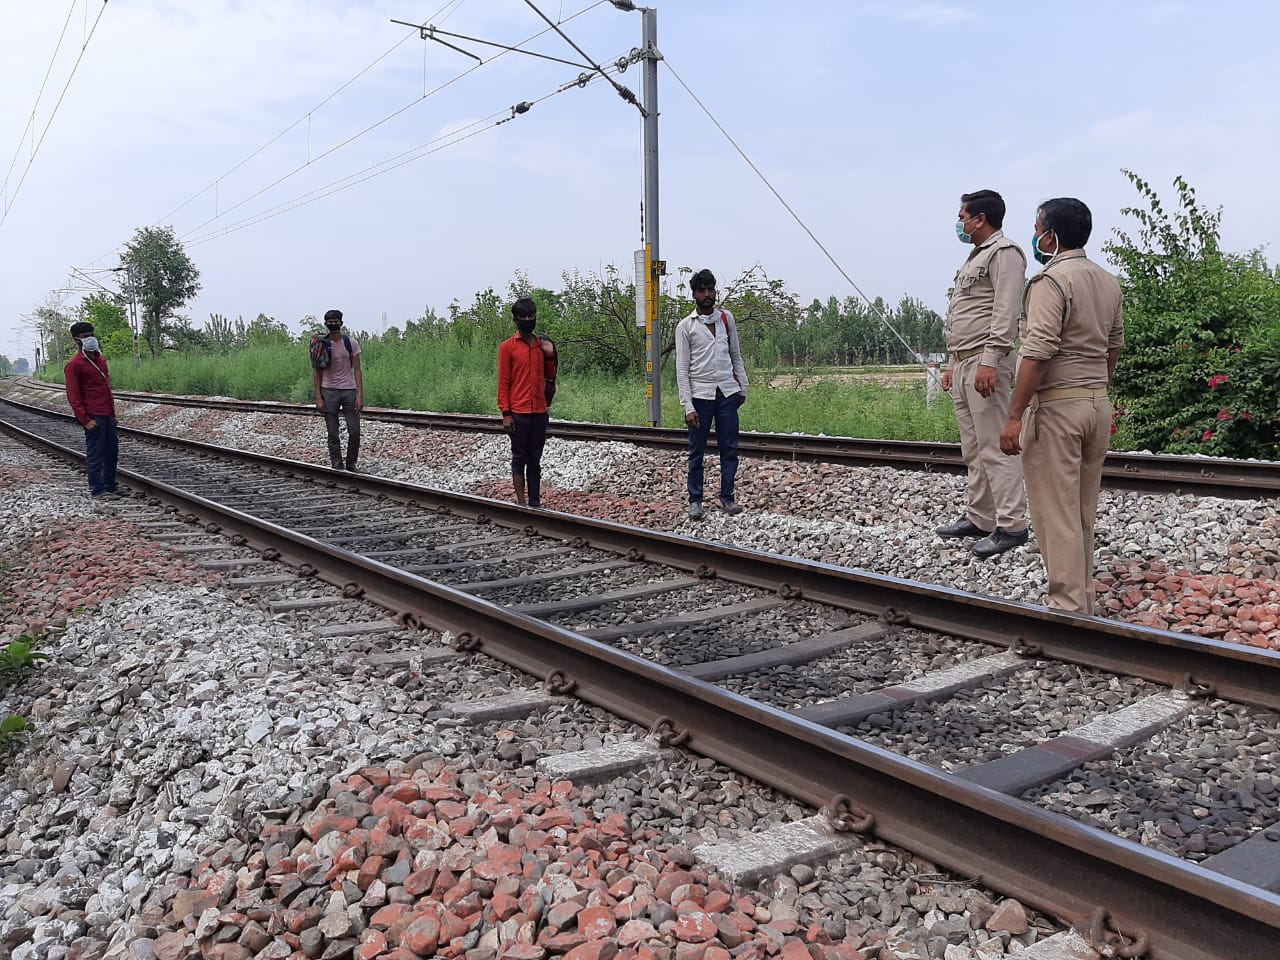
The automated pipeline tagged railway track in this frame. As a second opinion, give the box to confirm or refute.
[2,396,1278,960]
[11,376,1280,499]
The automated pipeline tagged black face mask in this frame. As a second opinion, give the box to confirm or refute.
[326,323,342,333]
[515,317,536,334]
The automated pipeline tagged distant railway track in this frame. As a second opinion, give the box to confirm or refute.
[2,395,1278,960]
[12,376,1279,500]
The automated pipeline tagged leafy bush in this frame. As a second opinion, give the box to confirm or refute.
[0,636,48,683]
[1106,171,1280,458]
[0,636,48,755]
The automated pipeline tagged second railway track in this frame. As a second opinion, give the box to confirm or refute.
[11,376,1280,499]
[2,397,1279,960]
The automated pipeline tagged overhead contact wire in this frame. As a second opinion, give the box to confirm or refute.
[662,58,935,371]
[185,67,619,248]
[0,0,109,231]
[177,0,608,243]
[1,0,78,203]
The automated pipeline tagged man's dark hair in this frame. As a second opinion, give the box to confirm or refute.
[69,321,95,338]
[690,268,716,291]
[1038,198,1092,250]
[323,309,343,322]
[512,297,537,319]
[960,190,1005,229]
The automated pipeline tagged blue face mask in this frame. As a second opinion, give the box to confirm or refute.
[956,219,974,244]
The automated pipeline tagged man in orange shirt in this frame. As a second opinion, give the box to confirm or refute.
[498,298,557,507]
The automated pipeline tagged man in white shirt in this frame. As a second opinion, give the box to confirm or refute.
[675,268,749,520]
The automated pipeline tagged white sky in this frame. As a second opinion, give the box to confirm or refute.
[1,0,1277,363]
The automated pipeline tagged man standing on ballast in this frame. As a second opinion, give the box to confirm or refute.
[937,189,1029,558]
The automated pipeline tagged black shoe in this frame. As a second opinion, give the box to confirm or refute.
[331,462,345,471]
[720,500,744,516]
[972,527,1029,558]
[936,517,991,539]
[345,463,359,473]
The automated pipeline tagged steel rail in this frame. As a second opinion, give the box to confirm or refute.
[1,405,1278,960]
[5,394,1279,713]
[11,377,1279,498]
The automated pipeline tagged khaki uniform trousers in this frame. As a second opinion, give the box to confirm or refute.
[1022,396,1111,614]
[951,352,1026,533]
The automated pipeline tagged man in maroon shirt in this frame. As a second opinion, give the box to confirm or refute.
[64,322,121,499]
[497,298,557,507]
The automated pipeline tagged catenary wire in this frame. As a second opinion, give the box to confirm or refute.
[151,0,469,229]
[662,57,938,373]
[521,0,644,114]
[0,0,78,204]
[183,67,620,248]
[175,0,607,244]
[0,0,109,232]
[84,0,479,267]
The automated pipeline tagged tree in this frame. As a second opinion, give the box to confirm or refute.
[80,294,133,360]
[14,358,29,375]
[1106,171,1280,458]
[29,294,71,367]
[247,313,292,347]
[119,226,201,357]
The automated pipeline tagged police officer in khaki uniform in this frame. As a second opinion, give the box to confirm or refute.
[937,190,1029,558]
[999,198,1124,614]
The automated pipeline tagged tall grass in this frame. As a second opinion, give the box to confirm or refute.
[42,340,962,442]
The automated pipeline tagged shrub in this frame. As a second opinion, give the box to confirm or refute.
[1106,171,1280,458]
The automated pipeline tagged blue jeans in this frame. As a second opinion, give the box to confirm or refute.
[84,415,119,495]
[687,389,741,504]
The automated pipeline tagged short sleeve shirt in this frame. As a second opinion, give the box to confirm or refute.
[320,336,361,389]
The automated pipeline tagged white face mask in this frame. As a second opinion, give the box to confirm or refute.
[81,336,101,353]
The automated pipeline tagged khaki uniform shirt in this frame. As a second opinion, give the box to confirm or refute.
[1020,250,1124,390]
[945,230,1027,368]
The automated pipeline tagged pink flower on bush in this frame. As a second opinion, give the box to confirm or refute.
[1202,430,1214,441]
[1241,411,1252,420]
[1207,374,1229,389]
[1216,408,1231,420]
[1110,423,1117,435]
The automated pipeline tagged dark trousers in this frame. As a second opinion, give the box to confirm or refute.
[510,412,549,506]
[688,389,740,504]
[85,415,119,495]
[321,388,360,467]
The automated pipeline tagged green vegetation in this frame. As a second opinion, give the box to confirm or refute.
[121,225,202,358]
[0,636,48,755]
[43,336,960,440]
[1106,171,1280,458]
[32,171,1280,454]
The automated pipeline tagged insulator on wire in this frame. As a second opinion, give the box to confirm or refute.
[513,101,532,115]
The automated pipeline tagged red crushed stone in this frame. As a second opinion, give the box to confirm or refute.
[0,520,218,637]
[0,466,52,485]
[469,480,687,530]
[160,760,876,960]
[1097,559,1280,650]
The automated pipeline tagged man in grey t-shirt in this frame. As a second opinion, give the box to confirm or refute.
[313,309,364,471]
